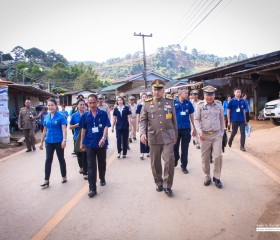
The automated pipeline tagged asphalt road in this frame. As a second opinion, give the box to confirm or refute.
[0,128,279,240]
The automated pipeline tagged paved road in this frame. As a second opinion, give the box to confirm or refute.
[0,128,279,240]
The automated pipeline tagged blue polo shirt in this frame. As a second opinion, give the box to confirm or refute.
[174,99,194,129]
[228,97,246,122]
[80,109,111,148]
[222,100,229,116]
[69,111,83,141]
[43,111,67,143]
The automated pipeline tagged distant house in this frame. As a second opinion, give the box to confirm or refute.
[100,70,175,103]
[177,50,280,118]
[58,90,98,106]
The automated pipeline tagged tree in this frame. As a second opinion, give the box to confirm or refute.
[11,46,26,62]
[46,49,68,67]
[25,47,47,64]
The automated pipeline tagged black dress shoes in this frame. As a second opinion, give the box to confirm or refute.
[213,177,223,188]
[88,190,97,198]
[26,149,32,152]
[228,140,232,147]
[181,168,189,174]
[156,185,163,192]
[240,147,246,152]
[40,181,49,188]
[164,188,173,195]
[100,180,106,186]
[204,179,211,186]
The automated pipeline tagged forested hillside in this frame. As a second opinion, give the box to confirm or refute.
[4,45,250,93]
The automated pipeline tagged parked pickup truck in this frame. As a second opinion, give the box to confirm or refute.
[264,99,280,125]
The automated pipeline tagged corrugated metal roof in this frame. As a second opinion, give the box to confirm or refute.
[100,82,127,92]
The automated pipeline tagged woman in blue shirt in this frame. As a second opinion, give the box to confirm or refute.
[39,98,68,188]
[112,96,131,158]
[69,99,88,180]
[222,95,231,131]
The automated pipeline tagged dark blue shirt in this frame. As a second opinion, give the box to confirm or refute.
[80,109,111,148]
[69,111,83,141]
[113,105,131,129]
[222,100,229,116]
[174,99,194,129]
[228,97,246,122]
[43,111,67,143]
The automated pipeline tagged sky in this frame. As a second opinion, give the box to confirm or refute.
[1,0,280,62]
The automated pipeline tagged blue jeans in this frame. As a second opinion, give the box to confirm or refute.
[44,142,66,181]
[174,128,191,169]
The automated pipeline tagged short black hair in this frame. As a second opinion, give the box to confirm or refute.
[234,87,241,91]
[47,98,57,105]
[88,94,98,101]
[76,99,85,105]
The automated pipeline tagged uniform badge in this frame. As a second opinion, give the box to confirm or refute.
[99,124,103,128]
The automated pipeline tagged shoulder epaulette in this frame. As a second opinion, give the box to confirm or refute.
[215,100,221,104]
[145,98,153,102]
[166,97,174,100]
[198,100,204,104]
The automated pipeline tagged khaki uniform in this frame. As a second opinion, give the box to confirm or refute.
[191,99,201,148]
[98,103,111,122]
[129,103,138,139]
[140,97,178,188]
[194,100,224,180]
[18,107,37,150]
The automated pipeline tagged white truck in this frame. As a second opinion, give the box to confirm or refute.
[264,99,280,125]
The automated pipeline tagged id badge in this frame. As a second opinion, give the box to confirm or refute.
[92,127,99,133]
[166,113,172,119]
[180,112,186,116]
[236,108,240,112]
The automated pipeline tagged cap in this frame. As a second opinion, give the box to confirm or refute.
[76,94,84,99]
[151,79,165,89]
[119,92,127,98]
[146,91,152,96]
[190,89,199,95]
[129,96,135,100]
[202,85,217,95]
[97,94,104,99]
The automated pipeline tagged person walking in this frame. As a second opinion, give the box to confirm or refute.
[136,92,150,160]
[18,99,38,152]
[39,98,67,188]
[194,86,224,189]
[80,94,111,198]
[223,95,232,132]
[227,87,247,151]
[140,79,178,195]
[190,90,201,149]
[112,96,131,158]
[174,89,196,174]
[37,106,48,132]
[242,93,250,123]
[69,99,88,180]
[129,96,138,142]
[97,94,111,122]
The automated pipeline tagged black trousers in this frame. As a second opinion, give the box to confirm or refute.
[116,128,129,155]
[174,128,191,169]
[76,151,88,175]
[44,142,66,181]
[229,121,246,147]
[86,147,107,191]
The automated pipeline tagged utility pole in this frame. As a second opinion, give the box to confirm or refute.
[134,32,152,89]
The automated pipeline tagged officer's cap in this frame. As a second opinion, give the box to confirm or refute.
[76,94,84,99]
[151,79,165,89]
[190,89,199,95]
[129,96,135,100]
[146,91,153,97]
[97,94,104,99]
[202,85,217,95]
[119,92,127,98]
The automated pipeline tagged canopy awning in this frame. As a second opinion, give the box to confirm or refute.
[100,82,127,92]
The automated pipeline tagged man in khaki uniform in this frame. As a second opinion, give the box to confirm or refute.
[97,94,111,122]
[194,86,224,188]
[18,99,38,152]
[129,96,137,141]
[140,79,178,195]
[190,89,201,149]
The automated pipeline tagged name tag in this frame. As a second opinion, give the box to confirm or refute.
[236,108,240,112]
[180,112,186,116]
[166,113,172,119]
[92,127,99,133]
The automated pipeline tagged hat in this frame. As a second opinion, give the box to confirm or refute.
[76,94,84,99]
[97,94,104,99]
[190,89,199,95]
[202,85,217,95]
[129,96,135,100]
[119,93,127,98]
[151,79,165,89]
[146,91,152,96]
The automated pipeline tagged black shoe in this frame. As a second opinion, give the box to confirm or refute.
[156,185,163,192]
[133,137,136,140]
[100,180,106,186]
[213,177,223,188]
[127,146,130,150]
[129,138,132,143]
[40,181,49,188]
[117,154,121,159]
[175,161,178,167]
[164,188,173,195]
[240,147,246,152]
[32,146,36,151]
[26,149,32,152]
[83,175,88,180]
[140,156,144,160]
[122,155,126,158]
[181,168,189,174]
[61,178,67,183]
[88,190,97,198]
[210,159,213,163]
[71,152,76,155]
[228,141,232,147]
[193,140,196,145]
[204,179,211,186]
